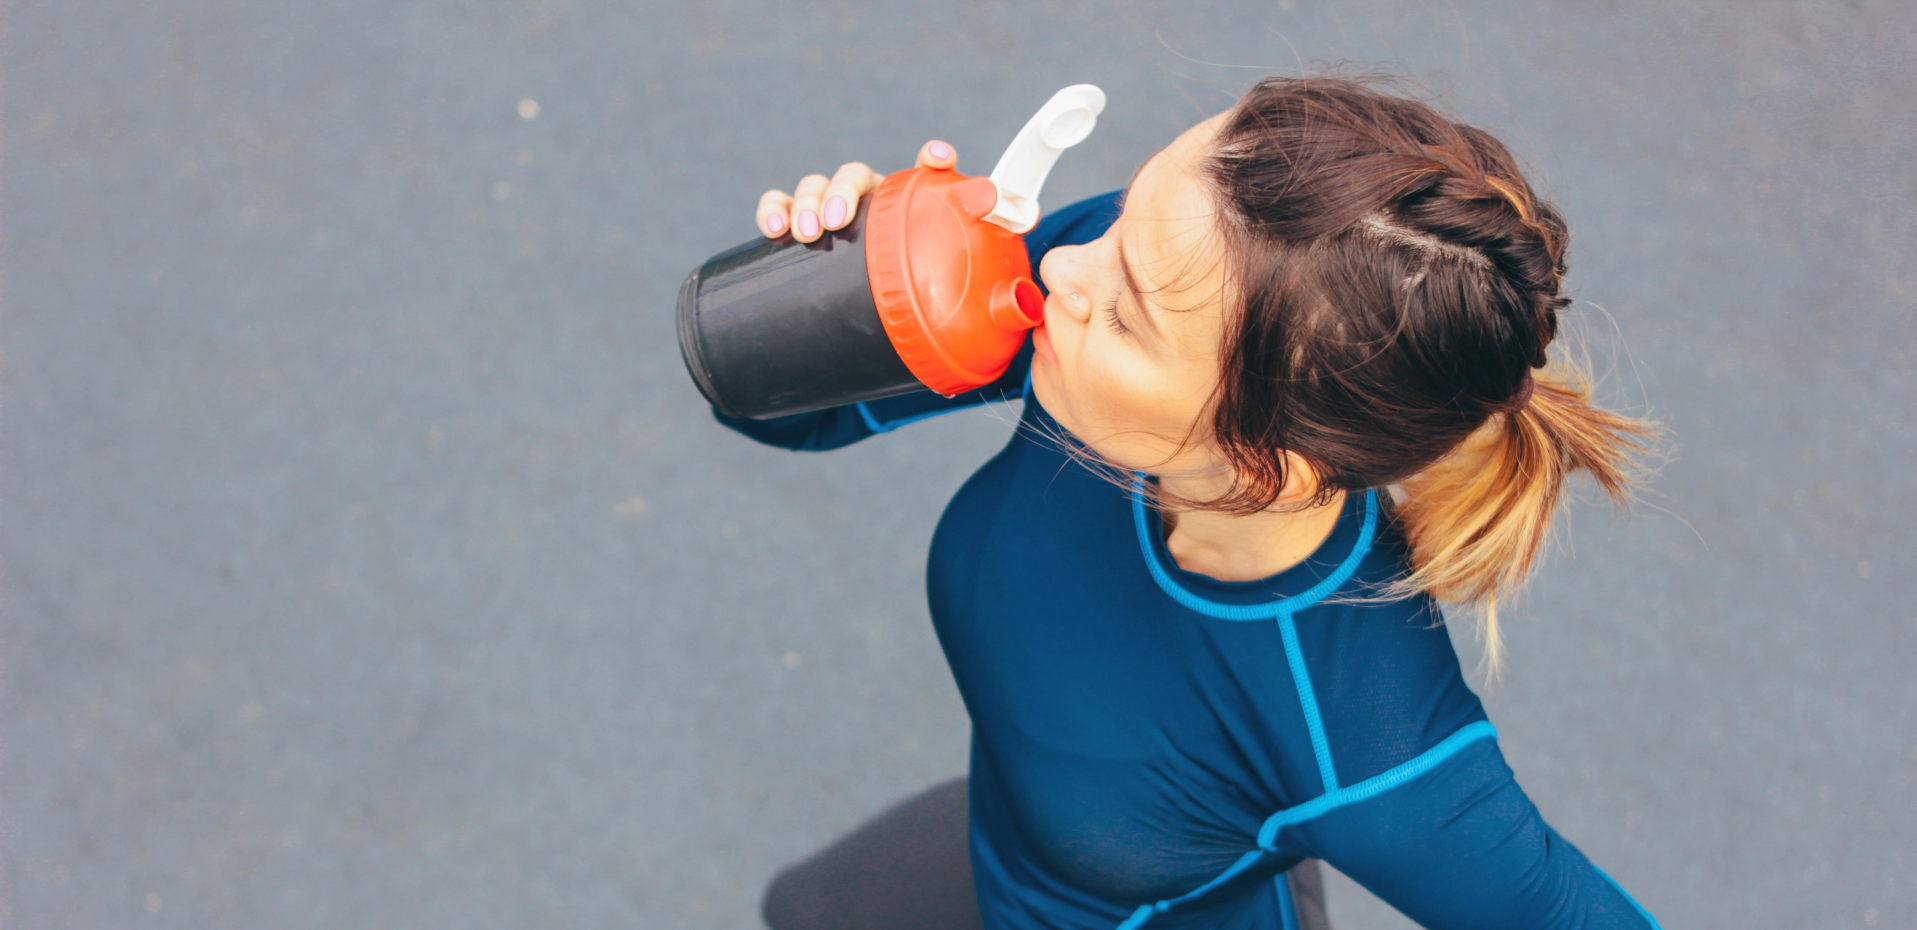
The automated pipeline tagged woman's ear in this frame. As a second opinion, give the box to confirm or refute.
[1272,451,1324,505]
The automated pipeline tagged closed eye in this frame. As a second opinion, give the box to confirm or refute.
[1103,294,1129,335]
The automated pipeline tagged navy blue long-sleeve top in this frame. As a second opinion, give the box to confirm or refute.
[716,192,1661,930]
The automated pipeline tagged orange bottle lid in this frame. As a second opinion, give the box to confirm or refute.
[863,165,1044,397]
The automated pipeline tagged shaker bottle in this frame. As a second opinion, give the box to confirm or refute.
[677,85,1106,419]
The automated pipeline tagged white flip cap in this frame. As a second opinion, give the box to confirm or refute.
[982,84,1107,234]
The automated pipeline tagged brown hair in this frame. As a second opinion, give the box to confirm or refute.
[1198,76,1654,668]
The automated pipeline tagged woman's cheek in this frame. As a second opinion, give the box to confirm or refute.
[1040,335,1116,447]
[1091,344,1161,418]
[1067,351,1175,467]
[1071,337,1128,415]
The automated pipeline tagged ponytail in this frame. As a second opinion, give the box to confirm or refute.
[1392,362,1655,673]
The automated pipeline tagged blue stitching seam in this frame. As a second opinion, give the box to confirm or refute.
[1276,872,1299,930]
[1255,721,1498,848]
[1116,722,1498,930]
[1277,608,1340,792]
[1129,483,1379,620]
[854,401,889,433]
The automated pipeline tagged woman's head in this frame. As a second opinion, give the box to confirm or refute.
[1030,111,1245,490]
[1030,76,1652,661]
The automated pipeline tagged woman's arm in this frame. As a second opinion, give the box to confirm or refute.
[1290,736,1660,929]
[711,188,1124,451]
[710,348,1031,451]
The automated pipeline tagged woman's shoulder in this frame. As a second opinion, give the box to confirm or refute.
[1290,518,1491,785]
[1314,508,1465,661]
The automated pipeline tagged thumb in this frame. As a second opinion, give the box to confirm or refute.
[916,140,957,171]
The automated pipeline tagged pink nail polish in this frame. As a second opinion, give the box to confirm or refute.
[823,196,847,228]
[765,212,785,234]
[928,141,952,160]
[797,210,820,239]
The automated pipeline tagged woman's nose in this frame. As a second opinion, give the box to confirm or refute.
[1038,247,1093,324]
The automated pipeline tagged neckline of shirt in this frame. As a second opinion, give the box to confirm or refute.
[1133,480,1378,619]
[1017,387,1378,618]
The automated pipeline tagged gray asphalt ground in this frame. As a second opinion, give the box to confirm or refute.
[4,1,1914,927]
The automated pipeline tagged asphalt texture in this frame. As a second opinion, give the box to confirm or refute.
[4,1,1914,928]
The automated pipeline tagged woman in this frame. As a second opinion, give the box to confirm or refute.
[723,77,1662,930]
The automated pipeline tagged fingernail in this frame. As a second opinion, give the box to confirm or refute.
[797,210,820,239]
[823,196,847,228]
[764,212,785,235]
[928,141,952,160]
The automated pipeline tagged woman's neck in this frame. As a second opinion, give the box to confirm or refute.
[1156,475,1347,583]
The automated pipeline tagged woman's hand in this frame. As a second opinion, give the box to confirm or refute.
[757,140,958,242]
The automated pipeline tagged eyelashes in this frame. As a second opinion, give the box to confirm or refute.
[1103,295,1129,335]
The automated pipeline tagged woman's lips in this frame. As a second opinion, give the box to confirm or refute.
[1032,324,1059,367]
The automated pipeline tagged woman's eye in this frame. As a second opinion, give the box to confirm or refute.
[1103,297,1129,335]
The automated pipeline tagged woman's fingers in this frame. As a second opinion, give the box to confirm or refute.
[758,189,794,238]
[819,161,881,231]
[788,173,831,242]
[917,140,957,170]
[755,145,952,240]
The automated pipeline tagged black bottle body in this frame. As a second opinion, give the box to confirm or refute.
[677,201,923,420]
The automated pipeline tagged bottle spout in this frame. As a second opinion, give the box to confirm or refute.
[982,84,1107,234]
